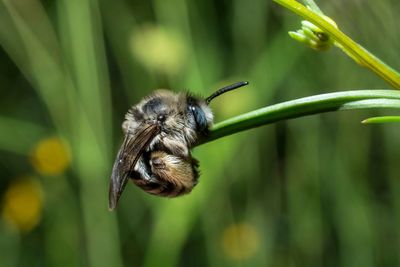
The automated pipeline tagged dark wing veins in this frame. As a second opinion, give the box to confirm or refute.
[108,123,160,210]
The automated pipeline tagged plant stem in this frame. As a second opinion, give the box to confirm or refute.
[273,0,400,88]
[198,90,400,145]
[362,116,400,124]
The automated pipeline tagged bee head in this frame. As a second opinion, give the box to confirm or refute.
[186,81,249,133]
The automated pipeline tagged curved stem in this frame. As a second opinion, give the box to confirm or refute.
[273,0,400,88]
[197,90,400,145]
[362,116,400,124]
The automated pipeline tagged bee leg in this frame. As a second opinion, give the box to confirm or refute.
[149,151,198,196]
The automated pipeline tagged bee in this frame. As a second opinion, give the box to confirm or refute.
[109,81,249,210]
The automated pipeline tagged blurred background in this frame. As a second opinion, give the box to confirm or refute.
[1,0,400,266]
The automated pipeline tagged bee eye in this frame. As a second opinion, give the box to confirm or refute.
[189,105,208,132]
[157,114,166,122]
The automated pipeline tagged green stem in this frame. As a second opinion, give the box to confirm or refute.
[273,0,400,88]
[198,90,400,145]
[362,116,400,124]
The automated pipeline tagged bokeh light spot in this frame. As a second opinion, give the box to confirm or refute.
[31,137,71,176]
[221,222,260,261]
[130,24,188,75]
[2,177,44,233]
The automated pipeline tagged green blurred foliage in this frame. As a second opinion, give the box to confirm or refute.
[0,0,399,267]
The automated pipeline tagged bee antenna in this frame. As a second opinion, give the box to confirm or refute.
[205,81,249,104]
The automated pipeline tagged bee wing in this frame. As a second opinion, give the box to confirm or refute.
[108,123,160,210]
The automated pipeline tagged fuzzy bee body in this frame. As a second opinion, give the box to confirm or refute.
[124,90,210,198]
[109,82,248,210]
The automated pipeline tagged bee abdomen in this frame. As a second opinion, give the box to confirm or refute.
[133,179,192,197]
[131,150,198,197]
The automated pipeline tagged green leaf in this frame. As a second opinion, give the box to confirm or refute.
[362,116,400,124]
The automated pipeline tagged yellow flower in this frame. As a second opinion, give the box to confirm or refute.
[31,137,70,176]
[221,222,260,261]
[130,24,188,75]
[2,177,43,233]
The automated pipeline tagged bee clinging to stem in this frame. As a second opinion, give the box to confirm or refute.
[109,81,249,210]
